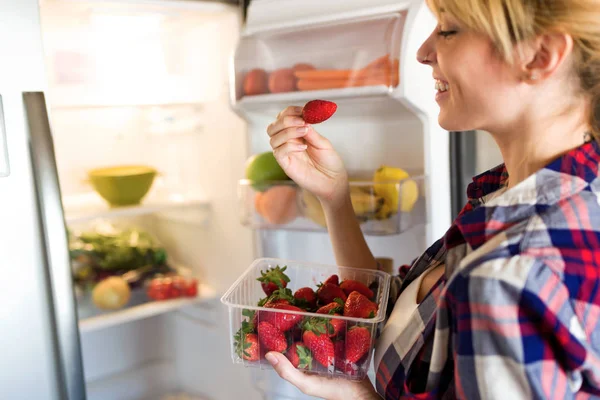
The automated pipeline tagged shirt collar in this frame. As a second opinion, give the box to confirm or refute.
[445,140,600,251]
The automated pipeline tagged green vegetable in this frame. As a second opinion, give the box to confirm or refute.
[69,227,167,271]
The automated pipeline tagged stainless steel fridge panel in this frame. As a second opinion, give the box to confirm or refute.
[24,92,86,400]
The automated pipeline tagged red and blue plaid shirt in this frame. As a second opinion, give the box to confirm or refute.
[375,140,600,399]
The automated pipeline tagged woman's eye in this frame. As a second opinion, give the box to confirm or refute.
[437,30,457,38]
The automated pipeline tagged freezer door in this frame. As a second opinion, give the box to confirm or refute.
[0,92,86,400]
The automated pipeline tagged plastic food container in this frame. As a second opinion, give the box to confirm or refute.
[221,258,391,380]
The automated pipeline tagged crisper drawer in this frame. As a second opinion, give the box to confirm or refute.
[233,12,407,101]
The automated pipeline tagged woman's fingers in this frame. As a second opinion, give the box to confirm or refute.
[270,126,308,149]
[272,142,308,167]
[267,114,306,138]
[265,352,340,399]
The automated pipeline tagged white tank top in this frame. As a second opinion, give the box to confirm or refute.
[374,265,436,371]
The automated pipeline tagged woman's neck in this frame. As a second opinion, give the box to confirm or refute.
[490,101,591,190]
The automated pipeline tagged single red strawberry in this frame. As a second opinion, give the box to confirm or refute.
[302,318,335,368]
[316,299,345,315]
[340,279,374,300]
[286,342,313,370]
[258,321,288,353]
[343,291,378,318]
[294,287,317,310]
[259,288,294,308]
[317,283,347,305]
[328,314,346,338]
[260,303,304,332]
[302,100,337,124]
[323,274,339,286]
[334,340,346,370]
[345,326,371,363]
[257,265,290,296]
[234,319,259,361]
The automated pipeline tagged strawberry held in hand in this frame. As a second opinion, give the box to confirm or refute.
[302,100,337,124]
[257,265,290,296]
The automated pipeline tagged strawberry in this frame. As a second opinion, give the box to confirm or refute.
[340,279,374,300]
[257,265,290,296]
[323,274,339,286]
[302,318,335,368]
[286,342,313,370]
[301,100,337,124]
[317,283,347,305]
[294,287,317,310]
[344,291,378,318]
[327,315,346,338]
[334,340,345,368]
[333,340,360,376]
[258,321,288,353]
[345,326,371,363]
[260,303,304,332]
[234,319,259,361]
[316,299,345,315]
[259,288,295,308]
[316,301,346,338]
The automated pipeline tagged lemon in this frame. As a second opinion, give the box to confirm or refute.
[373,166,419,213]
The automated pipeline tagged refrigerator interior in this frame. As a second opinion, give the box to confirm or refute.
[38,0,262,398]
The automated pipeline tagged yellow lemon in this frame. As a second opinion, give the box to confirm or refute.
[373,166,419,213]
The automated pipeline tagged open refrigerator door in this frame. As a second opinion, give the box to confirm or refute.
[230,0,449,398]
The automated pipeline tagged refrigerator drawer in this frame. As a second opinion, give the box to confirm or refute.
[232,12,407,102]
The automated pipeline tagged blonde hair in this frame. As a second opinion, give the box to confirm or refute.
[426,0,600,141]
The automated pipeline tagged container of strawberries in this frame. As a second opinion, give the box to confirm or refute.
[221,258,391,380]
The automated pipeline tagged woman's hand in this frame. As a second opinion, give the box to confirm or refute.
[265,352,381,400]
[267,106,348,205]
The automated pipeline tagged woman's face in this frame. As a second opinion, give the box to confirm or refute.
[417,13,525,133]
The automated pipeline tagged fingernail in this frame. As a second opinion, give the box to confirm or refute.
[297,127,308,133]
[265,353,278,365]
[294,106,303,114]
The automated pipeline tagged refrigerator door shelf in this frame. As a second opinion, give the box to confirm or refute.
[239,175,427,236]
[232,12,406,105]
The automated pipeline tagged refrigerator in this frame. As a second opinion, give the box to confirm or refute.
[0,0,496,399]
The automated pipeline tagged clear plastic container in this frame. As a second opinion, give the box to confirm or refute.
[238,174,427,236]
[220,258,391,380]
[233,12,407,101]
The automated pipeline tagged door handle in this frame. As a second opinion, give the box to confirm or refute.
[0,95,10,177]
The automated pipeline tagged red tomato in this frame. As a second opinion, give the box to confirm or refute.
[184,278,198,297]
[147,278,170,300]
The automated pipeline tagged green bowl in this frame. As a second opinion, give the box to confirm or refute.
[88,165,157,207]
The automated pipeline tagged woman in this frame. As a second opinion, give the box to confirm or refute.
[263,0,600,398]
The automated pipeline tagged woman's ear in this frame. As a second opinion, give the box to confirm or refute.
[518,33,574,82]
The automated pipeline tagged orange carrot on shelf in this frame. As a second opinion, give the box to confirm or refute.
[296,76,392,91]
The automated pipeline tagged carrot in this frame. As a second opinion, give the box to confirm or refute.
[296,76,392,91]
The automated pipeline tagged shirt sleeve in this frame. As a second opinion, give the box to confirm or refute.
[445,256,600,399]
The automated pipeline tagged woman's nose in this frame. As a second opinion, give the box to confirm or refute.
[417,32,437,65]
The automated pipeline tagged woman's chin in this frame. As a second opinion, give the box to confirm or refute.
[437,112,474,132]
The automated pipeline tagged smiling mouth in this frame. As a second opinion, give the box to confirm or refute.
[435,79,449,92]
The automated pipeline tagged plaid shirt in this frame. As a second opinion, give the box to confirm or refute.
[375,140,600,399]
